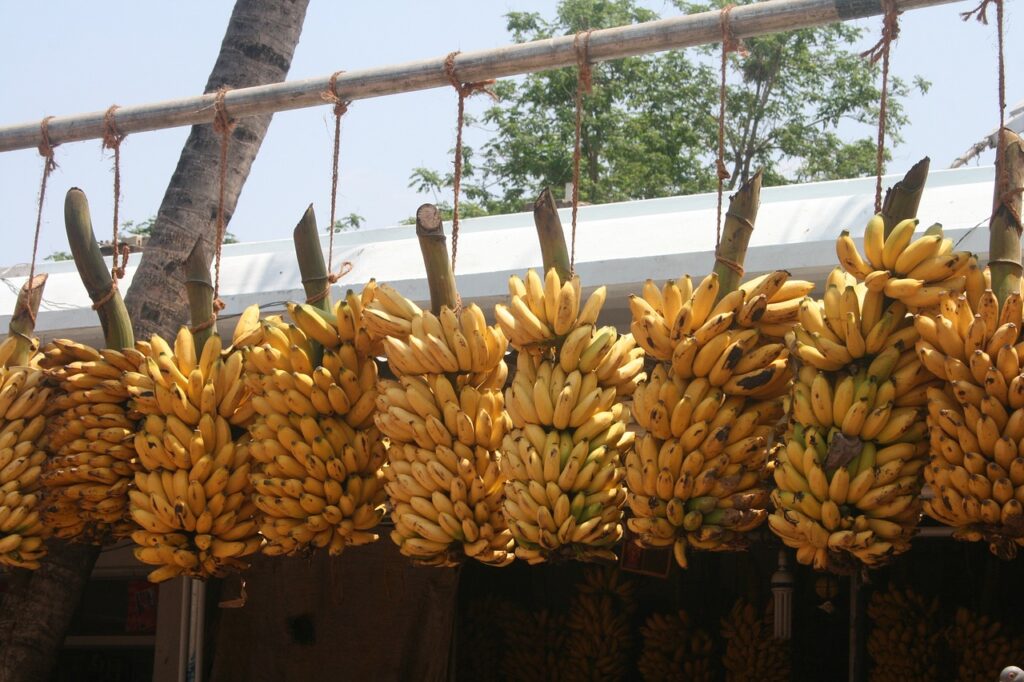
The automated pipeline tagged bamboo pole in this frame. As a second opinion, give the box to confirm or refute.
[989,129,1024,309]
[880,157,930,238]
[533,189,571,280]
[292,205,333,315]
[415,204,459,313]
[713,170,762,299]
[6,274,47,366]
[0,0,958,154]
[184,240,215,354]
[64,188,134,349]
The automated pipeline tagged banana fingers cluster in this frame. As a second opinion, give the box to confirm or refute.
[126,328,261,582]
[836,215,981,311]
[946,607,1024,681]
[638,609,715,682]
[0,337,50,569]
[40,340,142,542]
[867,587,944,682]
[494,269,605,351]
[720,599,791,682]
[564,567,636,682]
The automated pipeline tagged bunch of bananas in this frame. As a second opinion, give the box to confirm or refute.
[836,215,982,311]
[125,327,260,582]
[457,594,518,682]
[246,291,387,557]
[626,272,799,568]
[638,609,715,682]
[945,607,1024,682]
[503,605,572,682]
[39,339,141,542]
[0,336,50,569]
[916,288,1024,557]
[720,599,790,682]
[368,283,514,566]
[866,586,945,682]
[565,567,636,682]
[494,268,607,351]
[772,268,933,572]
[499,269,642,563]
[365,284,508,390]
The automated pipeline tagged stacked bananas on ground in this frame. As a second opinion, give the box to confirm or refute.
[503,605,572,682]
[945,607,1024,682]
[368,283,514,566]
[771,268,934,572]
[39,340,141,542]
[498,268,642,563]
[0,336,50,569]
[125,328,261,582]
[914,288,1024,557]
[836,215,982,311]
[565,567,636,682]
[626,272,798,568]
[866,586,944,682]
[245,291,387,557]
[638,609,715,682]
[720,599,790,682]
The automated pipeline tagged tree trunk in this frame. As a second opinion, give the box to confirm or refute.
[0,3,308,680]
[124,0,310,339]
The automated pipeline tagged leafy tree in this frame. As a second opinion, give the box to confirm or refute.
[45,251,72,262]
[410,0,927,212]
[331,213,366,232]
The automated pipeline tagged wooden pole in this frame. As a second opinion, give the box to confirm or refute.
[0,0,959,153]
[64,188,134,350]
[415,204,459,313]
[713,170,762,299]
[533,189,571,280]
[880,157,930,238]
[184,240,215,354]
[6,274,47,366]
[989,129,1024,309]
[292,205,333,315]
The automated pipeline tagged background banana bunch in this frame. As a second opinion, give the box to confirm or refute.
[638,608,714,682]
[245,291,387,558]
[368,283,514,566]
[867,586,944,682]
[0,336,50,569]
[626,272,798,568]
[772,268,934,572]
[720,599,791,682]
[39,339,140,542]
[946,606,1024,682]
[125,327,261,582]
[499,268,641,564]
[836,215,982,311]
[915,287,1024,557]
[564,567,636,682]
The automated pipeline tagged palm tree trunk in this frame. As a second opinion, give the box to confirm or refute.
[0,3,308,680]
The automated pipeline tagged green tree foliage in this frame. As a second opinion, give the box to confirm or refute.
[411,0,927,214]
[331,213,366,232]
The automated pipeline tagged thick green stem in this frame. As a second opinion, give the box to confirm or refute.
[880,157,929,238]
[533,188,571,280]
[6,274,47,366]
[185,240,216,353]
[64,188,134,349]
[713,169,763,300]
[416,204,458,313]
[989,130,1024,310]
[293,205,332,314]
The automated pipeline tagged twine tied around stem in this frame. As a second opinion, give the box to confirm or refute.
[27,116,58,324]
[860,0,901,214]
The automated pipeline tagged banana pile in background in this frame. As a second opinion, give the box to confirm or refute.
[124,327,260,582]
[245,292,386,557]
[867,586,944,682]
[0,336,50,569]
[564,566,636,682]
[40,340,141,542]
[769,217,954,572]
[496,269,641,563]
[367,283,514,566]
[720,599,790,682]
[638,607,714,682]
[626,271,805,567]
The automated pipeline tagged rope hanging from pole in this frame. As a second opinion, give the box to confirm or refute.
[861,0,901,214]
[570,30,593,275]
[26,116,57,324]
[713,5,746,278]
[93,105,130,311]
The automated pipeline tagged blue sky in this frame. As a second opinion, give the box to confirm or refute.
[0,0,1019,268]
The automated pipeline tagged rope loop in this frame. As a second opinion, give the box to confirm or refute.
[714,4,746,253]
[27,116,58,323]
[320,70,353,301]
[569,30,594,275]
[209,87,234,323]
[101,104,128,295]
[860,0,901,213]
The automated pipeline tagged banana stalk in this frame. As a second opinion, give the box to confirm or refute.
[533,188,571,282]
[713,169,762,301]
[416,204,459,313]
[184,240,215,354]
[8,274,47,366]
[293,204,333,316]
[988,129,1024,310]
[880,157,930,238]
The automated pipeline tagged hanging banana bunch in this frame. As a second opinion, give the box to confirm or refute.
[625,271,802,568]
[914,287,1024,557]
[720,599,791,682]
[39,340,141,542]
[866,587,944,682]
[496,268,643,563]
[564,566,637,682]
[244,288,387,557]
[124,324,261,582]
[367,282,514,566]
[0,336,50,569]
[638,609,715,682]
[770,267,936,572]
[836,215,982,311]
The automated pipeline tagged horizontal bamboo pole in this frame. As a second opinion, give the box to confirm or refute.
[0,0,957,153]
